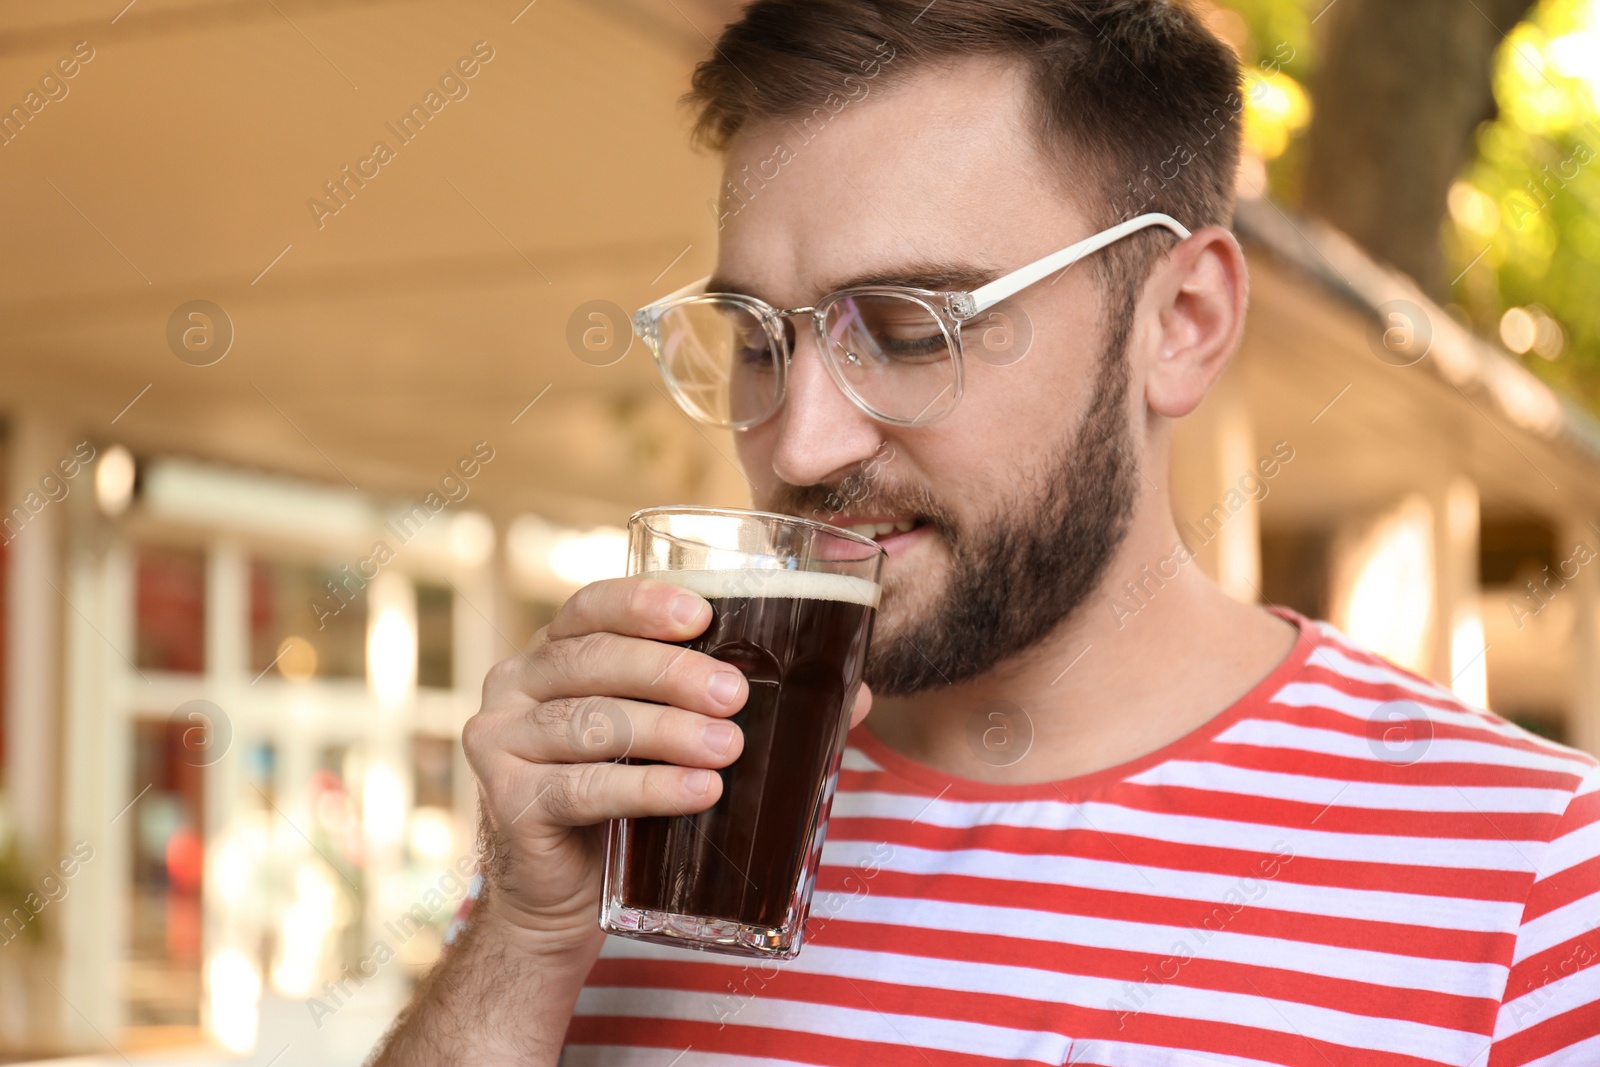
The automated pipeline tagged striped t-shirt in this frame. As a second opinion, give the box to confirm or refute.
[541,611,1600,1064]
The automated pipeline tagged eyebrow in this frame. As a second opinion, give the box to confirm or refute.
[704,258,1005,304]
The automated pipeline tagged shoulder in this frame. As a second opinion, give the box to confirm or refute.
[1265,611,1596,825]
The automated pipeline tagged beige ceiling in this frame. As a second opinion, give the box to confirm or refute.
[0,0,750,528]
[4,0,1593,538]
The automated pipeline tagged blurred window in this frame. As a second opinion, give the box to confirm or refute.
[126,717,205,1027]
[1479,516,1557,586]
[1259,526,1332,621]
[408,735,458,873]
[411,734,455,810]
[245,740,277,802]
[134,544,207,673]
[312,744,367,975]
[249,558,366,680]
[416,583,454,689]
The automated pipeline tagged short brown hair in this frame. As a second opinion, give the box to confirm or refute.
[687,0,1242,293]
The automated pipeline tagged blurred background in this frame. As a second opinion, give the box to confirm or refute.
[0,0,1597,1062]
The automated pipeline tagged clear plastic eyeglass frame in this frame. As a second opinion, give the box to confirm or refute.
[633,211,1192,430]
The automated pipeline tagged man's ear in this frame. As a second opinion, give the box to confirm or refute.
[1143,226,1248,419]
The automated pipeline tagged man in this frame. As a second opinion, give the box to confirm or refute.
[373,1,1600,1063]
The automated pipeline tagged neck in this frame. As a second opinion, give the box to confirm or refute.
[865,500,1298,785]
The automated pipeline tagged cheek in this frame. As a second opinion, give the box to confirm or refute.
[733,429,775,497]
[942,361,1060,479]
[963,301,1094,415]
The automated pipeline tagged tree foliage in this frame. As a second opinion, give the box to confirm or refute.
[1448,0,1600,412]
[1214,0,1600,415]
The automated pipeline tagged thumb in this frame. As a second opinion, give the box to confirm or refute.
[847,682,873,728]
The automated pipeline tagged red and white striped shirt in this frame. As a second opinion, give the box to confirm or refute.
[548,611,1600,1065]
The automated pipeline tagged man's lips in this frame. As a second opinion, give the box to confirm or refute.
[832,515,916,538]
[829,515,929,546]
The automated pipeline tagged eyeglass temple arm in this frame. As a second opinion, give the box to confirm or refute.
[636,212,1189,323]
[966,212,1192,315]
[634,274,712,336]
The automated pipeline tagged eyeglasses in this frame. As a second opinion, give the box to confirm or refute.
[633,212,1191,430]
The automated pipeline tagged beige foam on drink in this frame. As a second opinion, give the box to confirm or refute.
[641,568,880,608]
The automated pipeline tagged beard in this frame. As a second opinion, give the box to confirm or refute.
[765,292,1141,696]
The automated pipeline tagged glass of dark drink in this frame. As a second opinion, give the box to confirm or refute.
[600,505,884,959]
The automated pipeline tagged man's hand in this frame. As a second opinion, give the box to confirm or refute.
[464,574,754,952]
[371,573,873,1063]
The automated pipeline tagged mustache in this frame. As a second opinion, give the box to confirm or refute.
[766,476,955,537]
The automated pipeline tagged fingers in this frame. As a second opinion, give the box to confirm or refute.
[547,576,710,643]
[500,758,725,828]
[472,572,878,837]
[498,696,744,768]
[848,683,873,729]
[505,631,747,718]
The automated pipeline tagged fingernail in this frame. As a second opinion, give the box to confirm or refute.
[703,721,735,755]
[686,769,713,795]
[672,595,704,625]
[708,671,741,705]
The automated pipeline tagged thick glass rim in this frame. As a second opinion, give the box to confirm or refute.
[628,504,886,561]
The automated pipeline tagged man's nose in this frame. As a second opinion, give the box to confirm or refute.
[768,316,886,489]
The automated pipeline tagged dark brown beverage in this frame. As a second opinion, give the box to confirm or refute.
[617,569,877,935]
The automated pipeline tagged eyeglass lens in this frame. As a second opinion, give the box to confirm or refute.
[654,292,958,428]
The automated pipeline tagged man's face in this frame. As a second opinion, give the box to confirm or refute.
[716,58,1146,694]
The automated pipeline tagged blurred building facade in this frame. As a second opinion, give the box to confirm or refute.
[0,0,1597,1061]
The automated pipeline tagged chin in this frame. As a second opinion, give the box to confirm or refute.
[874,556,945,638]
